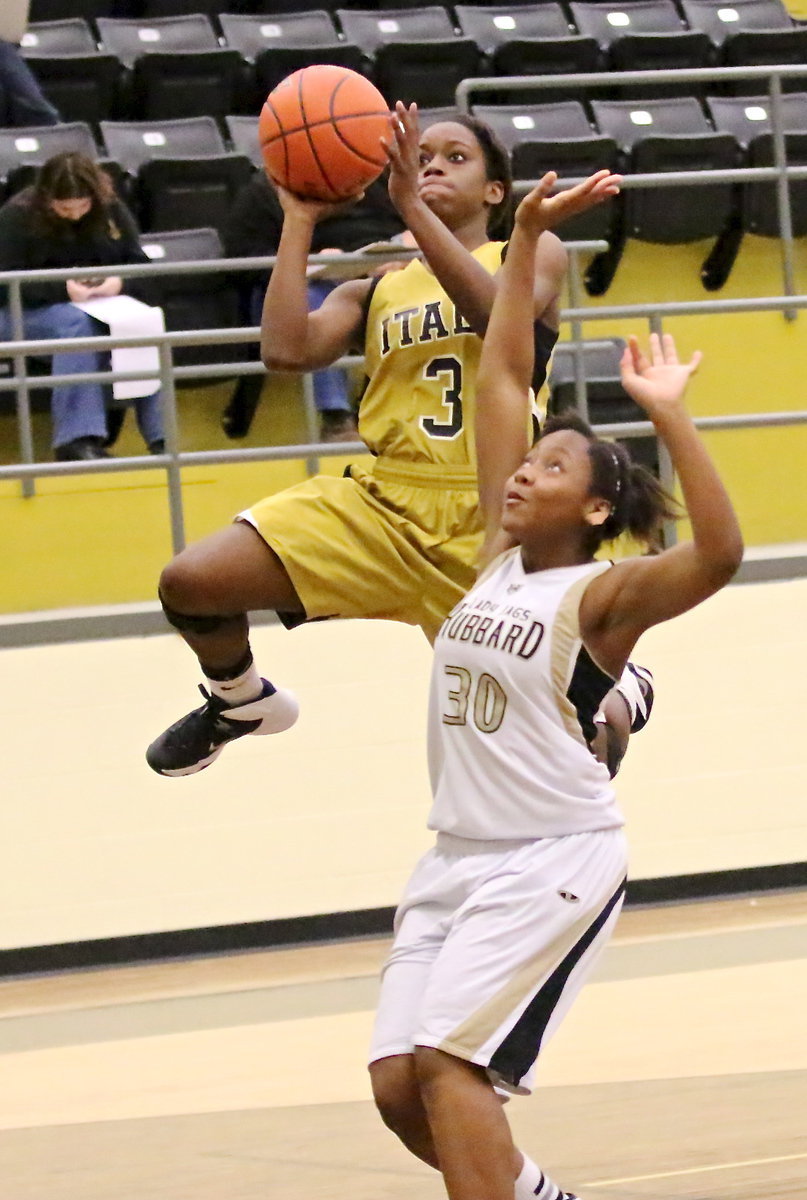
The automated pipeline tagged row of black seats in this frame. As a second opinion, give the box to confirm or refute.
[3,88,807,242]
[19,2,807,123]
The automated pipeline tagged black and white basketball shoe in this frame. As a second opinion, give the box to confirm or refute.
[146,681,299,776]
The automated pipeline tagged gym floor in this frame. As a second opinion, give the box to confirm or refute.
[1,889,805,1200]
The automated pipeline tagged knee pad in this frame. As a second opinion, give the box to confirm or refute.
[159,590,238,636]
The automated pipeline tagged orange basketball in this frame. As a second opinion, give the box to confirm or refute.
[259,65,391,202]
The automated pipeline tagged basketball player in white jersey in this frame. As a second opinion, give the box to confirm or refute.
[367,173,743,1200]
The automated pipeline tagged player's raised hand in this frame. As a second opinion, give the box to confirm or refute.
[620,333,701,417]
[514,169,622,236]
[382,101,421,216]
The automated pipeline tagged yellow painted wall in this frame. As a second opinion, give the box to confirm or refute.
[3,234,807,615]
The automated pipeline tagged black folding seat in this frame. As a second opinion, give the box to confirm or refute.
[473,101,619,240]
[218,11,357,105]
[455,3,601,98]
[570,1,712,96]
[683,1,807,91]
[21,19,97,55]
[19,21,122,127]
[97,16,247,122]
[337,5,458,52]
[219,10,340,61]
[707,92,807,235]
[139,227,243,369]
[225,114,262,169]
[591,96,741,241]
[253,44,366,100]
[0,122,98,186]
[336,8,480,106]
[100,116,227,173]
[548,337,659,473]
[100,117,254,232]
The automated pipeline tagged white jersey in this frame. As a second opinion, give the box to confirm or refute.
[427,550,624,840]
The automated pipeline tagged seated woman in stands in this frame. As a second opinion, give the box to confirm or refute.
[0,151,164,460]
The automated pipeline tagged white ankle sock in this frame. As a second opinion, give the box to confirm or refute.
[207,662,264,706]
[515,1155,564,1200]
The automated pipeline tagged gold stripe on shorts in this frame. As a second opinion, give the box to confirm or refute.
[439,903,599,1058]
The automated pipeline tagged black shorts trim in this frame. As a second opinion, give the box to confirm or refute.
[488,876,627,1089]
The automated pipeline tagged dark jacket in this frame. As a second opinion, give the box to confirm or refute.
[0,188,154,308]
[221,172,405,291]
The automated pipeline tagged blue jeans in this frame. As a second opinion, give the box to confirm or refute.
[0,303,164,450]
[250,280,351,413]
[0,40,61,126]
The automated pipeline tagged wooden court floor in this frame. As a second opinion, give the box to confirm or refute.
[1,891,805,1200]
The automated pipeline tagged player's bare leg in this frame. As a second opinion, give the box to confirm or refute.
[370,1053,576,1200]
[146,523,302,777]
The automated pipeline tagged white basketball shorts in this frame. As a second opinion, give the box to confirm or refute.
[369,826,628,1095]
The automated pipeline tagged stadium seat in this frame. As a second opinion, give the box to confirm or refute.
[139,227,244,369]
[21,19,97,55]
[569,1,712,95]
[219,11,340,62]
[336,7,458,56]
[707,92,807,235]
[591,97,741,242]
[472,101,620,241]
[337,6,481,105]
[371,39,481,107]
[548,337,659,474]
[455,3,601,98]
[681,1,807,91]
[0,122,98,186]
[253,44,366,100]
[218,11,355,104]
[100,116,226,174]
[96,15,220,66]
[97,16,247,121]
[136,154,255,233]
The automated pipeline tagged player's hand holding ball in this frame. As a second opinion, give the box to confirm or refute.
[259,64,390,206]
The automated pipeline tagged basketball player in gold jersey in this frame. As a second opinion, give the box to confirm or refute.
[147,104,620,776]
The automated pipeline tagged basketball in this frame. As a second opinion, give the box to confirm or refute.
[259,65,391,202]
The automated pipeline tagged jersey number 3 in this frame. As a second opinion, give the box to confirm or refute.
[420,356,463,440]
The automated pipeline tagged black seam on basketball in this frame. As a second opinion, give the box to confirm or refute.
[261,111,389,166]
[263,94,290,191]
[297,68,339,197]
[328,76,389,167]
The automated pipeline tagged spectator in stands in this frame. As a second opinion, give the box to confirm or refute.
[0,151,164,460]
[0,39,61,127]
[222,171,405,442]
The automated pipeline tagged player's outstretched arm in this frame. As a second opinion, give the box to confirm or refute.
[260,182,370,371]
[581,333,744,661]
[475,172,622,565]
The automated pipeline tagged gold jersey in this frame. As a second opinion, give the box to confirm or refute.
[359,241,506,467]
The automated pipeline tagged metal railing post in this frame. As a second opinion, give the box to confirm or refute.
[566,248,590,423]
[647,313,678,549]
[300,371,320,477]
[769,72,798,320]
[156,341,185,555]
[9,280,35,498]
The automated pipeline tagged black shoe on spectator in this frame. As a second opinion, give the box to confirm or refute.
[54,437,109,461]
[149,439,166,455]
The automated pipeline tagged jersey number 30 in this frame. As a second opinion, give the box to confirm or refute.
[420,356,463,440]
[443,666,507,734]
